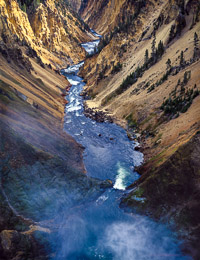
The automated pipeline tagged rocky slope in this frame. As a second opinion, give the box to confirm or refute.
[79,0,200,257]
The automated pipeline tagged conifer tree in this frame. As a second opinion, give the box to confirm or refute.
[151,34,156,62]
[166,59,171,71]
[157,40,164,57]
[179,51,185,67]
[168,24,175,43]
[22,3,26,12]
[144,49,149,65]
[194,32,198,47]
[193,32,199,59]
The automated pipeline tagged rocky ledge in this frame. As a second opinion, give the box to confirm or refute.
[84,104,113,123]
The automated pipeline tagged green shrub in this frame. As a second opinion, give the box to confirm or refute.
[161,82,199,118]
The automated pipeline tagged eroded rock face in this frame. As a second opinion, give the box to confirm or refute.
[0,0,35,43]
[28,0,86,63]
[0,0,90,67]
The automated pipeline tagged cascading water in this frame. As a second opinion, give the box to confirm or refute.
[53,30,191,260]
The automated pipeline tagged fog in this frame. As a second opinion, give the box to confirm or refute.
[50,208,191,260]
[103,220,189,260]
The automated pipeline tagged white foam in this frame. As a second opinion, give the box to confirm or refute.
[81,40,100,55]
[68,96,75,103]
[113,163,130,191]
[67,105,82,112]
[67,78,81,86]
[96,195,108,204]
[64,62,84,74]
[65,119,72,124]
[76,111,81,117]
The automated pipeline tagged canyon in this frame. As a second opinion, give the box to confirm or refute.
[0,0,200,259]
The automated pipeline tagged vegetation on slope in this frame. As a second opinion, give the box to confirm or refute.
[102,36,165,104]
[79,1,200,257]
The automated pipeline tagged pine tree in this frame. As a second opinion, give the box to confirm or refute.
[21,3,26,12]
[166,59,171,71]
[193,32,199,59]
[179,51,185,67]
[151,34,156,63]
[168,24,175,43]
[194,32,199,47]
[157,40,164,57]
[183,72,188,85]
[144,49,149,65]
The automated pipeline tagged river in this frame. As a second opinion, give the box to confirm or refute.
[55,31,191,260]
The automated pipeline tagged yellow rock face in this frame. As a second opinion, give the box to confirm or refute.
[0,0,92,67]
[0,0,35,44]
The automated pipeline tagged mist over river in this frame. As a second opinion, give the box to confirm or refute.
[53,31,192,260]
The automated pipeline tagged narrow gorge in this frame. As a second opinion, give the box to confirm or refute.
[0,0,200,259]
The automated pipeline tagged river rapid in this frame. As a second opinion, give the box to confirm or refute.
[55,31,191,260]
